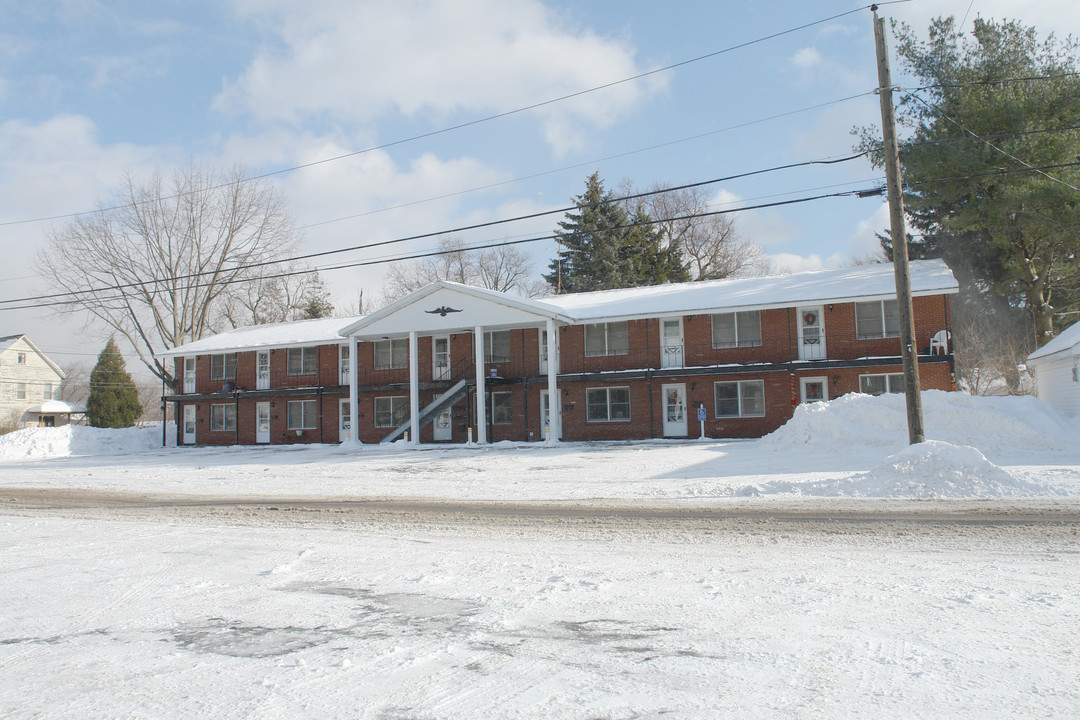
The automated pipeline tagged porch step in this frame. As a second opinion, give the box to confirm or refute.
[381,378,470,443]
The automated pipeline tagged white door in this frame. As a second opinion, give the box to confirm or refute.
[432,336,450,380]
[800,376,828,404]
[182,405,196,444]
[338,398,351,441]
[256,351,270,390]
[662,383,688,437]
[433,408,452,441]
[183,357,196,394]
[539,329,560,375]
[540,390,561,441]
[256,402,271,444]
[661,319,684,369]
[798,307,826,360]
[339,345,350,386]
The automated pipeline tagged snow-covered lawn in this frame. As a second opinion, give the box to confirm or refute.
[1,391,1079,718]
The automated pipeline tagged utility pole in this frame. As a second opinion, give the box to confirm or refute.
[872,5,924,444]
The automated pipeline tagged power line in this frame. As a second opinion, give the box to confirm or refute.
[0,4,891,229]
[0,153,870,308]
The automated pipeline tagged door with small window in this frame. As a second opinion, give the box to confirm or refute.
[256,351,270,390]
[182,405,196,444]
[339,398,351,441]
[661,319,684,368]
[183,357,196,394]
[661,383,688,437]
[798,307,826,360]
[255,402,271,444]
[540,390,561,441]
[432,336,450,381]
[433,408,452,441]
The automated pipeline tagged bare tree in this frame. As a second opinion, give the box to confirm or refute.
[382,236,544,303]
[36,164,303,385]
[219,267,322,327]
[631,183,769,281]
[59,362,91,406]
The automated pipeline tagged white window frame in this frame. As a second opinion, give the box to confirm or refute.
[859,373,905,396]
[15,381,26,400]
[374,396,409,428]
[584,322,629,357]
[42,382,52,401]
[210,403,237,431]
[486,391,513,425]
[711,311,762,348]
[714,380,766,418]
[855,300,900,340]
[484,331,512,363]
[287,346,318,375]
[287,399,318,430]
[374,339,408,370]
[339,345,350,386]
[16,352,26,364]
[210,353,237,381]
[586,386,631,422]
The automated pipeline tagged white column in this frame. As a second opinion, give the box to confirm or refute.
[474,326,487,444]
[409,331,420,445]
[545,318,560,442]
[348,335,359,446]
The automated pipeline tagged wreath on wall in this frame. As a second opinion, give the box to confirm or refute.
[803,311,817,326]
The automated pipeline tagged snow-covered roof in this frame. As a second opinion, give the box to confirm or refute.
[159,315,363,358]
[25,400,86,414]
[0,334,22,354]
[0,334,66,377]
[540,259,958,322]
[1027,321,1080,363]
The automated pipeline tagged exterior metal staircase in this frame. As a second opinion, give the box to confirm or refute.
[381,378,470,443]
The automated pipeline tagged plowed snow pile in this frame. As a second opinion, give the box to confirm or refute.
[0,423,171,460]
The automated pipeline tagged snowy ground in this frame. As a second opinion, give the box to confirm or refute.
[1,391,1079,718]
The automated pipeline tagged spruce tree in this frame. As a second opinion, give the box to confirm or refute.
[544,172,689,293]
[87,338,142,428]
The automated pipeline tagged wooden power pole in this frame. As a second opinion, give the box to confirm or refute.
[872,5,925,444]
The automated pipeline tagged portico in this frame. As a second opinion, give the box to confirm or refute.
[339,282,571,446]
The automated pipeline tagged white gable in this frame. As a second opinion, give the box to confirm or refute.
[342,283,571,338]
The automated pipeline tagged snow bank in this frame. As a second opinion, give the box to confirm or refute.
[0,424,172,460]
[764,390,1074,455]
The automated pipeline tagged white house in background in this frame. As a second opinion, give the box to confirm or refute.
[1027,322,1080,418]
[0,334,69,428]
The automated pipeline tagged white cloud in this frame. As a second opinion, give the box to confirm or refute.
[216,0,663,155]
[791,47,823,69]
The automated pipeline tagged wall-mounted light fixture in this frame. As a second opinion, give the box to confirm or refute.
[828,304,834,311]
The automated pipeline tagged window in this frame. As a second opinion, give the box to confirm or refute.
[210,403,237,431]
[714,380,765,418]
[16,352,26,364]
[42,383,52,401]
[586,386,631,422]
[374,339,408,370]
[15,382,26,400]
[287,399,318,429]
[287,346,318,375]
[584,322,629,357]
[860,373,904,396]
[486,391,512,424]
[374,396,409,428]
[711,311,762,348]
[484,331,511,363]
[855,300,900,339]
[210,354,236,380]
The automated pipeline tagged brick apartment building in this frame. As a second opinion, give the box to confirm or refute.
[160,259,957,447]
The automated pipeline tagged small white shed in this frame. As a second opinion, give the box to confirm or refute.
[1027,322,1080,418]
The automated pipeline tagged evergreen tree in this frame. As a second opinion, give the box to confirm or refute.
[299,272,335,319]
[544,173,688,293]
[86,338,142,428]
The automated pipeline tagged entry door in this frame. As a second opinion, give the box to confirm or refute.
[432,336,450,380]
[662,383,688,437]
[540,390,561,441]
[661,319,684,368]
[182,405,196,444]
[433,408,452,441]
[798,307,826,360]
[183,357,196,393]
[539,329,559,375]
[339,398,351,442]
[256,402,271,444]
[256,351,271,390]
[800,376,828,404]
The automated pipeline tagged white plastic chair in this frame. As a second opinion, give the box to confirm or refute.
[930,329,950,355]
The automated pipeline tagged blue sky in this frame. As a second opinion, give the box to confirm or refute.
[2,0,1077,375]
